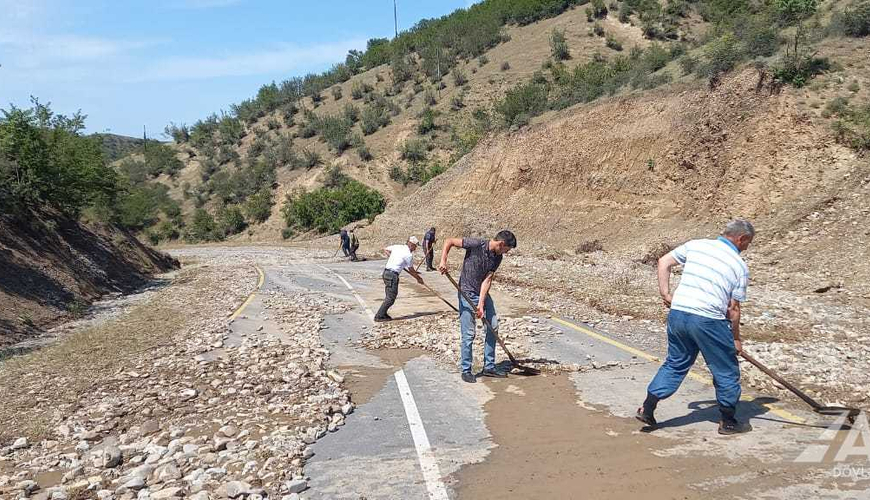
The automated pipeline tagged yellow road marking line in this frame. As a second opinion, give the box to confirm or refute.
[551,317,806,424]
[229,265,265,320]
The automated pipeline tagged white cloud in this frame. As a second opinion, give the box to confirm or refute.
[128,39,367,82]
[0,34,161,67]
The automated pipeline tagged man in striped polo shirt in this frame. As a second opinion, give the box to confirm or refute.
[637,220,755,435]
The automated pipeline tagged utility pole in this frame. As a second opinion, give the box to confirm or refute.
[393,0,398,38]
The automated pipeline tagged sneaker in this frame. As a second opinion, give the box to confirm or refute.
[480,368,508,378]
[461,371,476,383]
[635,406,657,427]
[718,420,752,435]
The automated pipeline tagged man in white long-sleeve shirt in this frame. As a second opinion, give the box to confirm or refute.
[374,236,424,322]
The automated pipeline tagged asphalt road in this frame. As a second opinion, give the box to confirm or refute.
[215,249,870,500]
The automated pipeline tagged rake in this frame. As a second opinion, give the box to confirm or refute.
[741,350,860,423]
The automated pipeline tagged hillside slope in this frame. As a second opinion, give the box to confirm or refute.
[0,211,179,346]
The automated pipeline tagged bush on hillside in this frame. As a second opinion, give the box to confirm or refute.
[389,161,446,186]
[319,114,353,154]
[501,61,511,71]
[297,109,321,138]
[838,1,870,37]
[417,107,438,134]
[164,123,190,143]
[0,99,118,217]
[605,34,623,51]
[187,208,221,242]
[244,188,274,223]
[478,54,489,66]
[399,139,429,163]
[495,81,549,127]
[282,180,385,234]
[332,86,343,101]
[452,68,468,87]
[216,204,247,237]
[360,104,390,135]
[550,28,571,60]
[343,103,360,123]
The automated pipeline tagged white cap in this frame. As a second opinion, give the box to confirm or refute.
[408,236,420,245]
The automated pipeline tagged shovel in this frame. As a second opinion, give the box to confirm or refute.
[741,350,860,423]
[444,271,540,376]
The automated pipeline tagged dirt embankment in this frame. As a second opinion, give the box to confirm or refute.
[0,210,179,346]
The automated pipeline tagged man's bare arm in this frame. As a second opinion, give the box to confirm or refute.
[728,299,742,353]
[657,253,679,307]
[438,237,464,274]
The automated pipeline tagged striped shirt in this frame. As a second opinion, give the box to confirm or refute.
[669,237,749,320]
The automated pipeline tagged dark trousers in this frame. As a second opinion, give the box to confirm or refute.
[349,246,358,261]
[375,270,399,319]
[425,247,435,270]
[341,244,350,257]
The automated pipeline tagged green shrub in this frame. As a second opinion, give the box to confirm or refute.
[244,188,274,223]
[164,123,189,143]
[266,117,281,130]
[772,55,830,88]
[282,180,385,233]
[593,23,605,37]
[343,103,360,123]
[478,55,489,66]
[679,54,699,75]
[589,0,608,19]
[424,88,437,106]
[187,208,221,242]
[332,86,343,100]
[144,142,184,178]
[605,34,623,51]
[399,139,428,163]
[351,82,372,100]
[839,1,870,37]
[417,107,438,134]
[697,33,745,78]
[217,204,247,236]
[452,67,469,86]
[451,93,466,111]
[501,61,511,71]
[297,149,322,169]
[360,104,390,135]
[319,114,354,154]
[495,81,549,127]
[550,28,571,60]
[358,143,373,162]
[390,161,446,186]
[297,109,320,138]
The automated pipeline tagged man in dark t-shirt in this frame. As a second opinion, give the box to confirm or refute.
[439,230,517,383]
[422,227,436,271]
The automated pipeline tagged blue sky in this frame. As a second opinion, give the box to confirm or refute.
[0,0,473,137]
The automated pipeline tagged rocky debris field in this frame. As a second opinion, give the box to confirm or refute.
[359,311,590,375]
[0,251,355,500]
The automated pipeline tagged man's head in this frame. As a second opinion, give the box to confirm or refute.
[408,235,420,252]
[492,230,517,255]
[722,219,755,252]
[430,227,436,234]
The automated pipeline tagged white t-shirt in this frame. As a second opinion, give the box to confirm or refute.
[669,237,749,320]
[384,244,413,273]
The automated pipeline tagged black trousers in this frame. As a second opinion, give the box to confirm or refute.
[425,247,435,270]
[349,246,358,261]
[341,244,350,257]
[376,270,399,319]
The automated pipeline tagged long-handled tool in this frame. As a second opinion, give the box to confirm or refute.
[444,271,540,376]
[416,244,434,272]
[419,281,458,312]
[741,350,860,423]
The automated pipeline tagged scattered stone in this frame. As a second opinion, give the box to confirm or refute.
[10,437,29,450]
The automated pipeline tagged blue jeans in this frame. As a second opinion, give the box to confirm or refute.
[647,309,742,412]
[459,291,498,373]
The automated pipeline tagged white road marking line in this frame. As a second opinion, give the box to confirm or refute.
[395,369,450,500]
[315,262,450,500]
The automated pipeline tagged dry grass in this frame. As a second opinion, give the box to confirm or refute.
[0,267,207,442]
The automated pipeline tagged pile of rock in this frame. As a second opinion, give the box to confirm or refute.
[0,256,354,500]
